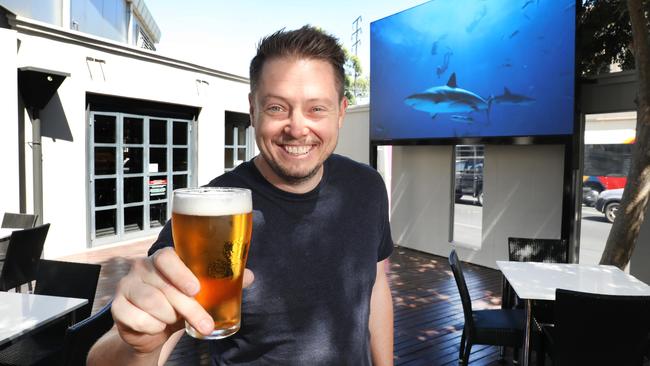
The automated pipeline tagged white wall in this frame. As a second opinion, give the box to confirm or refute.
[390,145,453,255]
[389,144,565,269]
[197,77,250,185]
[475,145,565,268]
[6,17,250,258]
[0,28,19,213]
[336,104,369,165]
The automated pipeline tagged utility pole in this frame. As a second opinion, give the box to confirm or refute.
[351,16,362,98]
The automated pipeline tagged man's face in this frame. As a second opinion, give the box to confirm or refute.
[249,57,348,191]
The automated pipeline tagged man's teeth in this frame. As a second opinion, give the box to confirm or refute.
[284,145,311,155]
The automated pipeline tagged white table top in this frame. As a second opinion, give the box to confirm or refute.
[0,292,87,347]
[0,228,18,241]
[497,261,650,301]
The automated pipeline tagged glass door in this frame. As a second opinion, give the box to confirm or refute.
[89,112,193,245]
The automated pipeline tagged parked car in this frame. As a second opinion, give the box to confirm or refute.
[582,175,627,206]
[582,187,600,207]
[595,188,623,223]
[455,159,483,206]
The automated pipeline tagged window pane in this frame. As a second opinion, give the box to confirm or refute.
[237,127,246,146]
[124,206,143,233]
[95,209,116,238]
[173,174,188,191]
[124,177,143,203]
[225,125,234,145]
[149,176,168,201]
[123,147,143,174]
[237,148,246,163]
[173,148,188,171]
[584,144,633,176]
[95,147,116,175]
[124,117,143,144]
[150,119,167,145]
[94,115,115,143]
[225,148,234,169]
[149,148,167,172]
[95,178,116,206]
[453,145,484,248]
[173,121,188,145]
[150,203,167,228]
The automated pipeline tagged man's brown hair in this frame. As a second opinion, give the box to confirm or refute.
[249,25,346,100]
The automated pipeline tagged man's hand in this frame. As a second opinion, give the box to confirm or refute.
[110,247,255,356]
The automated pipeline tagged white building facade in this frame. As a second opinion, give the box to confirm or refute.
[0,1,253,258]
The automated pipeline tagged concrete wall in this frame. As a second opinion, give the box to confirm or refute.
[390,144,564,269]
[390,145,453,255]
[0,28,19,213]
[476,145,565,268]
[336,104,369,165]
[5,17,249,258]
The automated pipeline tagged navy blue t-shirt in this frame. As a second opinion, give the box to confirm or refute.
[149,154,393,365]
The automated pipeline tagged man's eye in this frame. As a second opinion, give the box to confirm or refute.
[312,106,327,113]
[267,105,284,113]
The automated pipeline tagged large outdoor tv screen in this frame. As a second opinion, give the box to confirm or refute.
[370,0,575,141]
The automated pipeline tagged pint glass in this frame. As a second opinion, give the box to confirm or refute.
[172,187,253,339]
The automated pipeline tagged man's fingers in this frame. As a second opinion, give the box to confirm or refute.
[135,253,215,336]
[243,269,255,288]
[121,273,178,325]
[151,247,200,296]
[112,293,168,335]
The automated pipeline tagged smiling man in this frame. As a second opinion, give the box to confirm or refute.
[89,26,394,366]
[250,55,343,193]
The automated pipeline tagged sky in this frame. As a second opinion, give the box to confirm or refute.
[145,0,428,78]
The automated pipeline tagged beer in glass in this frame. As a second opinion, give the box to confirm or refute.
[172,187,253,339]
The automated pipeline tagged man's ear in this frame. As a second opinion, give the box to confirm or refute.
[338,97,349,129]
[248,92,256,126]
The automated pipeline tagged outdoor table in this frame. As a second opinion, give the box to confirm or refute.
[496,261,650,366]
[0,292,87,350]
[0,228,18,242]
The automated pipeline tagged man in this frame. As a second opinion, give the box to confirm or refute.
[88,26,393,365]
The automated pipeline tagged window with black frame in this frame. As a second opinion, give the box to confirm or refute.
[90,112,192,244]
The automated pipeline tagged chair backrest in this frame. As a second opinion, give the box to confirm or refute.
[2,212,38,229]
[449,250,475,332]
[507,237,568,263]
[34,259,101,321]
[553,289,650,366]
[60,301,113,366]
[0,224,50,291]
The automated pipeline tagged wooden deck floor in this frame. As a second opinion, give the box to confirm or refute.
[62,241,519,365]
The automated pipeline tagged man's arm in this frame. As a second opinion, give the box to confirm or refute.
[369,259,393,366]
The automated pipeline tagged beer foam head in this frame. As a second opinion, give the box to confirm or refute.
[173,187,252,216]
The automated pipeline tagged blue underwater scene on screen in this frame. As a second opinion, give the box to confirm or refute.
[370,0,576,141]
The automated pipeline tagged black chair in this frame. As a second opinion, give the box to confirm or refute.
[449,250,525,364]
[542,289,650,366]
[59,301,114,366]
[34,259,101,322]
[507,237,568,264]
[2,212,38,229]
[0,224,50,292]
[0,301,113,366]
[503,237,568,310]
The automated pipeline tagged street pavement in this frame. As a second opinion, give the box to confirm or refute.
[579,205,613,264]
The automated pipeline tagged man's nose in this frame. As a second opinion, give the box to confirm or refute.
[284,112,309,138]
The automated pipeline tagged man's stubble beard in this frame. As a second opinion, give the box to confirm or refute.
[261,153,323,186]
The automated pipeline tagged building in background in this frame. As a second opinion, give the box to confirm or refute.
[0,0,252,257]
